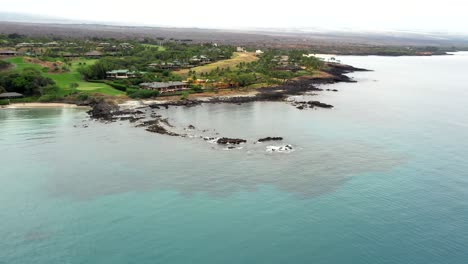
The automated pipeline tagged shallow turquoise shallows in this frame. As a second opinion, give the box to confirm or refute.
[1,53,468,264]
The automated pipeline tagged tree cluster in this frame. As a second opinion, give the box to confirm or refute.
[0,68,56,96]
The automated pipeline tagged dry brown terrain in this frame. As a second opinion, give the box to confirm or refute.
[176,52,258,77]
[23,57,66,73]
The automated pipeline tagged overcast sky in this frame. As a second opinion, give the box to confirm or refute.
[2,0,467,33]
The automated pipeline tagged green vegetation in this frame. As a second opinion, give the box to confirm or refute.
[4,57,42,71]
[0,60,11,70]
[0,34,335,102]
[126,88,159,99]
[182,49,325,89]
[142,44,166,51]
[3,57,124,98]
[180,91,190,100]
[0,99,10,105]
[0,68,55,96]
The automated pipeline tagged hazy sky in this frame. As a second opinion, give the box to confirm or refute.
[2,0,467,33]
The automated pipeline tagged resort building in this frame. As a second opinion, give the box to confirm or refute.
[139,82,189,94]
[97,42,111,47]
[15,42,43,48]
[106,69,140,79]
[62,52,80,58]
[0,50,20,56]
[119,43,134,49]
[189,55,211,65]
[148,61,192,70]
[84,51,103,58]
[45,42,60,47]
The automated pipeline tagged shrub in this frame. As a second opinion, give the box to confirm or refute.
[9,97,39,103]
[0,99,10,105]
[190,85,203,93]
[180,91,189,100]
[76,93,89,101]
[107,81,128,91]
[39,84,60,96]
[126,88,159,99]
[0,61,11,70]
[38,94,60,102]
[0,69,55,96]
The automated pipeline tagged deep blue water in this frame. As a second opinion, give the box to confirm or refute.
[1,53,468,263]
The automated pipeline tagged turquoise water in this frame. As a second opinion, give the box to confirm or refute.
[1,53,468,263]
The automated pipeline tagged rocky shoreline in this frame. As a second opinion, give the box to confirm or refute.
[87,63,369,149]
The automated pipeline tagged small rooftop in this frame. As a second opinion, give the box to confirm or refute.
[107,69,135,74]
[0,92,24,98]
[84,51,103,56]
[0,50,18,54]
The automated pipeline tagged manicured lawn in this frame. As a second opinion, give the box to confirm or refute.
[176,52,258,77]
[3,57,124,96]
[142,44,166,51]
[4,57,42,71]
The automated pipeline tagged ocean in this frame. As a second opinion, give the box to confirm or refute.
[1,53,468,263]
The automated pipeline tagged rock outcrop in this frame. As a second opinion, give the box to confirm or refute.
[87,100,119,120]
[258,137,283,142]
[293,101,334,110]
[217,138,247,145]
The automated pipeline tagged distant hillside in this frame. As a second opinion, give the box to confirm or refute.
[1,17,468,48]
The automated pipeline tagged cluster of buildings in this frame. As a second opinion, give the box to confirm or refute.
[15,42,77,48]
[104,68,193,94]
[97,42,134,50]
[148,56,211,71]
[62,51,104,58]
[271,55,303,72]
[15,41,134,50]
[236,46,264,56]
[148,61,189,70]
[0,48,104,58]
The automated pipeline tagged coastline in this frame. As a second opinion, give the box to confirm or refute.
[86,62,369,145]
[126,62,369,109]
[2,62,367,113]
[1,103,90,109]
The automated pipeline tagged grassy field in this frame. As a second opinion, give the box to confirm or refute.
[3,57,124,96]
[5,57,42,71]
[176,52,258,77]
[142,44,166,51]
